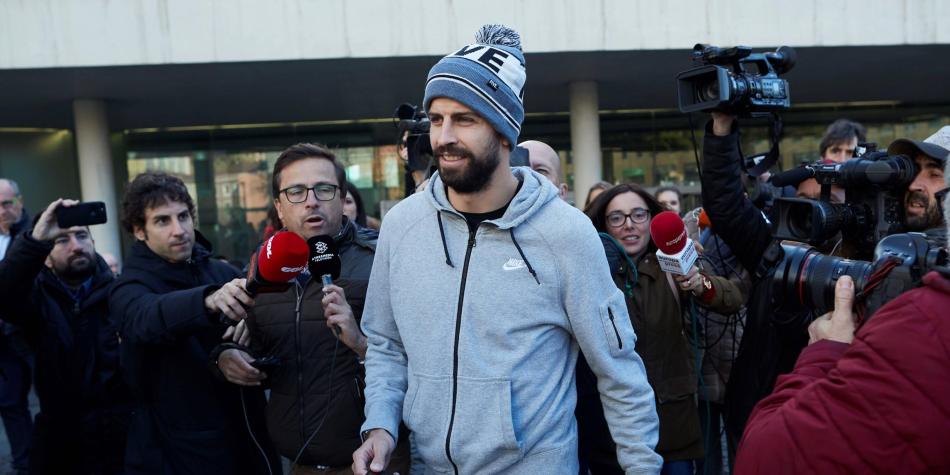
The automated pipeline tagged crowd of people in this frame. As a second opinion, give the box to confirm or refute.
[1,24,948,475]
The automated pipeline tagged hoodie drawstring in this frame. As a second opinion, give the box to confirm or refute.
[437,212,455,268]
[509,228,540,285]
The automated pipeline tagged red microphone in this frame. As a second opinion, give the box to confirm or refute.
[649,211,698,275]
[246,231,309,296]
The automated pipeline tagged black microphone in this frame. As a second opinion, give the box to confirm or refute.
[307,235,341,280]
[308,235,343,338]
[770,166,816,187]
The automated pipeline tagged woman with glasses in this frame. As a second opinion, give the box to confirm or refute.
[576,183,745,475]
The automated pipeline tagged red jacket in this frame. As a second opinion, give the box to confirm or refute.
[735,271,950,474]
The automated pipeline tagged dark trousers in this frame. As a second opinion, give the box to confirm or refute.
[29,407,130,475]
[0,333,33,471]
[697,400,735,475]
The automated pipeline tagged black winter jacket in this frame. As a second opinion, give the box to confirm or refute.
[111,234,278,475]
[241,219,375,467]
[0,231,130,473]
[700,123,811,445]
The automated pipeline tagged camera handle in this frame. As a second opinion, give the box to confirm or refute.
[744,112,785,177]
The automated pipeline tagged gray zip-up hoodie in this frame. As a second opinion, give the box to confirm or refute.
[361,167,661,474]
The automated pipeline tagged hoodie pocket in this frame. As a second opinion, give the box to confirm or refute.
[404,374,522,471]
[599,290,635,357]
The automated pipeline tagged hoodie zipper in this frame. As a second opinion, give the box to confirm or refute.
[444,228,476,475]
[607,307,623,350]
[294,283,306,442]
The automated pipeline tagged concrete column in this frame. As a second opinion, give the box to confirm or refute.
[569,81,603,208]
[73,99,122,263]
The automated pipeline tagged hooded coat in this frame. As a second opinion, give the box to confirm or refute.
[361,167,662,474]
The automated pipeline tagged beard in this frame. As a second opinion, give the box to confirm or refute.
[437,135,502,194]
[55,251,96,282]
[904,190,942,231]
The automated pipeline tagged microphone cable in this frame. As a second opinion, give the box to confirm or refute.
[240,386,275,475]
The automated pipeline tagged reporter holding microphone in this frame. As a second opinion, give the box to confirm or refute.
[578,184,745,474]
[213,143,410,475]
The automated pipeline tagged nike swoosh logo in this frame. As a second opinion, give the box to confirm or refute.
[502,258,526,271]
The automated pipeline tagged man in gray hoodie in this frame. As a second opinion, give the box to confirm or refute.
[353,24,661,475]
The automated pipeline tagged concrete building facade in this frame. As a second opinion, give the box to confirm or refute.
[1,0,948,263]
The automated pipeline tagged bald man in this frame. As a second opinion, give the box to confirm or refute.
[520,140,569,199]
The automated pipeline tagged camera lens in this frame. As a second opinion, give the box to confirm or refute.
[699,80,720,102]
[787,204,813,239]
[773,244,871,315]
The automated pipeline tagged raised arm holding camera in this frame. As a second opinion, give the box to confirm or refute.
[0,198,130,474]
[700,112,819,445]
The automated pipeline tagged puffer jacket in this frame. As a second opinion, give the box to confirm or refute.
[243,218,375,467]
[736,269,950,474]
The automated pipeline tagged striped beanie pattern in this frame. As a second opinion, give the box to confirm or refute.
[423,24,526,150]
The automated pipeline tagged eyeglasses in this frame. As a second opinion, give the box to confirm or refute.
[280,184,339,203]
[1,197,20,209]
[606,208,650,228]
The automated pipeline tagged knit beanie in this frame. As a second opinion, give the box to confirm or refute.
[423,24,526,150]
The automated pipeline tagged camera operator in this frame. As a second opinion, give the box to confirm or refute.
[888,136,948,236]
[794,119,866,201]
[110,172,278,474]
[701,112,849,449]
[734,159,950,473]
[0,198,131,474]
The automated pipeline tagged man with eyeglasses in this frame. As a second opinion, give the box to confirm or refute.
[0,198,131,474]
[0,178,34,475]
[110,171,279,474]
[213,143,410,474]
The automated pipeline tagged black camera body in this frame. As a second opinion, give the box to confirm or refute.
[395,103,434,175]
[773,232,948,317]
[771,144,917,258]
[677,44,796,116]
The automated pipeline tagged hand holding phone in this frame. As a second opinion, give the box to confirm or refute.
[32,199,78,242]
[56,201,107,228]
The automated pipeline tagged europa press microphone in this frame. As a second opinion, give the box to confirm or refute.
[649,211,698,275]
[307,235,343,337]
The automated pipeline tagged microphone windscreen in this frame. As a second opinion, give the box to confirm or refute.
[697,208,711,231]
[307,235,341,280]
[257,231,309,282]
[650,211,689,255]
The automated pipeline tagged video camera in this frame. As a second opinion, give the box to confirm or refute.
[677,44,796,116]
[395,103,434,178]
[770,143,917,258]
